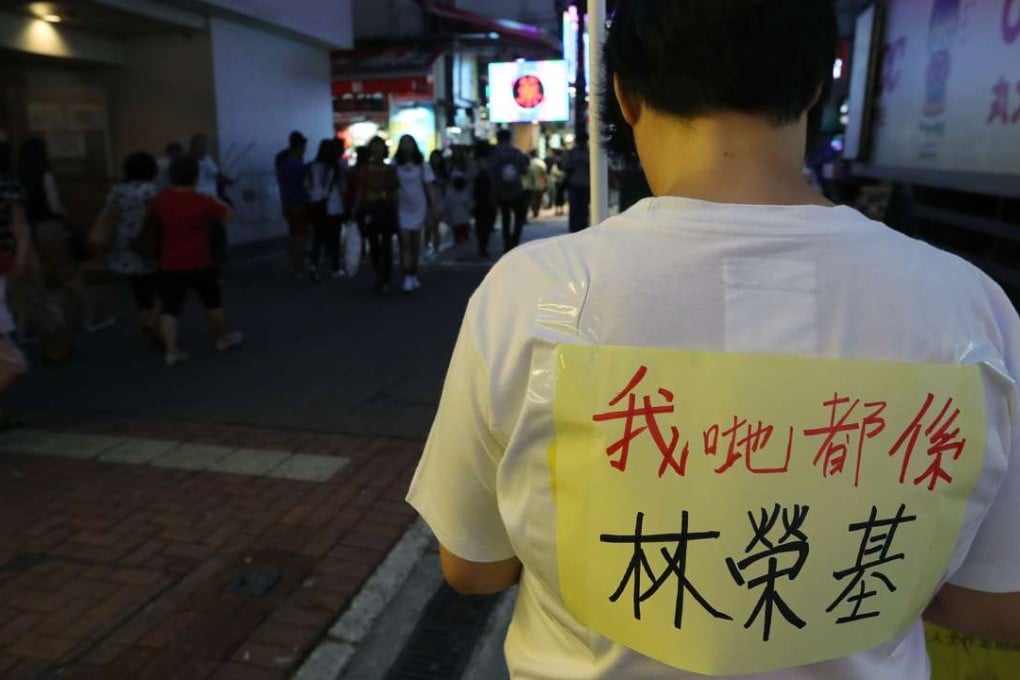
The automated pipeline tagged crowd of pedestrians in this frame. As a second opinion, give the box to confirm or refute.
[273,128,580,295]
[0,126,583,419]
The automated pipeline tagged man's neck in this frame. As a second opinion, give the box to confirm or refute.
[640,112,831,207]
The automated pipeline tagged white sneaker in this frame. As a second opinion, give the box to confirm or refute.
[402,276,414,294]
[332,269,346,279]
[216,331,244,352]
[165,350,190,367]
[412,276,422,291]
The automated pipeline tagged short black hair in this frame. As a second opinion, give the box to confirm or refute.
[124,151,158,182]
[603,0,837,154]
[169,156,199,187]
[496,129,513,144]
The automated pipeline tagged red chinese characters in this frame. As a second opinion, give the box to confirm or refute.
[704,418,794,475]
[802,394,887,487]
[513,75,545,109]
[592,366,689,477]
[590,369,967,490]
[889,394,967,492]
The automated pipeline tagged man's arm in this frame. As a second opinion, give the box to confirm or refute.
[924,584,1020,644]
[439,545,521,596]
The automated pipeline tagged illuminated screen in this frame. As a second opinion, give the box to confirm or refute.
[488,60,570,124]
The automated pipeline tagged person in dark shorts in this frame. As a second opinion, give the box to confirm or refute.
[150,157,243,366]
[275,131,310,275]
[93,151,161,344]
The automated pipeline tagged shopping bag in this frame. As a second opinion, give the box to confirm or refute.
[344,222,360,278]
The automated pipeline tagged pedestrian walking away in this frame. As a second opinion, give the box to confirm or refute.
[472,141,497,260]
[488,129,529,253]
[306,139,348,280]
[149,156,243,367]
[394,135,439,294]
[275,131,311,275]
[524,150,549,220]
[354,137,399,294]
[407,2,1020,679]
[563,133,591,233]
[426,149,448,258]
[0,142,31,423]
[20,137,112,337]
[90,151,161,345]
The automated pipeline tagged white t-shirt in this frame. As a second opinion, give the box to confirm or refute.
[396,161,436,232]
[407,197,1020,679]
[196,155,219,197]
[307,161,345,215]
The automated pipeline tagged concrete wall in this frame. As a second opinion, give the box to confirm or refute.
[199,0,353,48]
[113,32,216,168]
[209,15,333,244]
[353,0,425,40]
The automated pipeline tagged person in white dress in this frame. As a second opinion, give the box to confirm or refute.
[393,135,440,294]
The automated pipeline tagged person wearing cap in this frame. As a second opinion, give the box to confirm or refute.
[275,131,310,275]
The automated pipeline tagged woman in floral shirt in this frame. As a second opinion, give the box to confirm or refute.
[95,152,159,342]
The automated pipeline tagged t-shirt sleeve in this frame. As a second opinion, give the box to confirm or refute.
[949,421,1020,592]
[406,305,515,563]
[948,291,1020,593]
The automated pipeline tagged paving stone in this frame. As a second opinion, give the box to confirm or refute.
[208,450,294,477]
[0,429,72,455]
[150,444,236,471]
[98,439,181,465]
[266,455,349,483]
[46,435,125,460]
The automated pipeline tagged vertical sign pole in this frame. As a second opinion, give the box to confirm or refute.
[587,0,609,225]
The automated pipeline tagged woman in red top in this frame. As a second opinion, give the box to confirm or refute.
[150,157,242,366]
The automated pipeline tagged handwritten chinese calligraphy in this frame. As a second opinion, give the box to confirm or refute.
[554,345,985,675]
[803,394,886,486]
[601,511,732,629]
[726,505,810,641]
[592,366,688,477]
[704,418,794,475]
[827,505,918,624]
[888,394,966,491]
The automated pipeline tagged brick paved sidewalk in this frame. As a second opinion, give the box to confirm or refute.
[0,419,422,679]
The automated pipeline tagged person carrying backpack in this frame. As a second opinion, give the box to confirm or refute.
[487,129,529,253]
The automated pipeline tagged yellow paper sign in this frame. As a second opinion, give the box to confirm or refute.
[926,625,1020,679]
[552,345,986,676]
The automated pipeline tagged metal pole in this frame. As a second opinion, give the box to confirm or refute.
[587,0,609,224]
[574,4,587,139]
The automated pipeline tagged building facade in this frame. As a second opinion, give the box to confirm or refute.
[0,0,352,244]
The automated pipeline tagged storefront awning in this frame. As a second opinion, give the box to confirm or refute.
[421,0,561,52]
[331,45,442,101]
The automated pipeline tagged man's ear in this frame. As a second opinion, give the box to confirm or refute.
[614,75,641,127]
